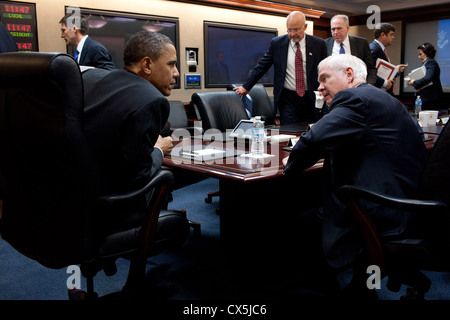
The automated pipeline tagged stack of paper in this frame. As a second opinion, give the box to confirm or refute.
[408,66,426,81]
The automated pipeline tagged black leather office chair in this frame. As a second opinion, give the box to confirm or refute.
[167,100,202,139]
[0,52,191,300]
[191,91,248,206]
[191,91,249,132]
[338,122,450,300]
[227,84,275,125]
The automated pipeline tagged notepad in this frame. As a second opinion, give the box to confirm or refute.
[181,149,225,157]
[267,134,297,143]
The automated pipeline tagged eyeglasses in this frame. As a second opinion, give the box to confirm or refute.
[287,28,302,33]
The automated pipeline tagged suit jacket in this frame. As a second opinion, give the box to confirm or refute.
[0,22,17,53]
[82,68,169,194]
[243,34,327,117]
[413,58,443,107]
[369,40,394,94]
[79,36,115,71]
[284,84,428,269]
[325,36,377,85]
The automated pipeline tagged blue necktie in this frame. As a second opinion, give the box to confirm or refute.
[339,43,345,54]
[74,50,79,61]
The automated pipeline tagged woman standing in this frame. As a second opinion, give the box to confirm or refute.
[408,42,443,110]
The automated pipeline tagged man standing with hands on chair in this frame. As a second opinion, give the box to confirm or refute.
[234,11,327,125]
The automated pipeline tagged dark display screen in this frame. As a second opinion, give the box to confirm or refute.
[204,22,277,88]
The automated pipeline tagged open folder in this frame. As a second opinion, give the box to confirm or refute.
[375,58,398,81]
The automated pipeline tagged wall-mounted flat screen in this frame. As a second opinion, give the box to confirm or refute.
[65,7,180,88]
[0,0,38,51]
[204,21,277,88]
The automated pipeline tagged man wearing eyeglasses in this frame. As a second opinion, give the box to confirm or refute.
[234,11,327,125]
[325,15,377,85]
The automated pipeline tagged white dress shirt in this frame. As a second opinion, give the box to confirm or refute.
[285,36,308,91]
[75,35,89,63]
[332,36,351,56]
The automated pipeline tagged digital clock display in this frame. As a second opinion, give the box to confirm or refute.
[4,4,30,13]
[1,1,37,51]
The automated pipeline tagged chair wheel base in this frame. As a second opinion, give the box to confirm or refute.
[68,287,98,300]
[188,220,201,239]
[400,287,425,300]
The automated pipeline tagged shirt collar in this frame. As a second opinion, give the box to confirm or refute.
[374,39,385,51]
[291,36,305,49]
[76,35,88,54]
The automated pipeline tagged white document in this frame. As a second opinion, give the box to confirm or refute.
[408,66,426,81]
[407,66,432,91]
[267,134,297,143]
[375,58,398,81]
[182,148,225,157]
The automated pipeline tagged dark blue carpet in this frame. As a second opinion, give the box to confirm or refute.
[1,177,450,301]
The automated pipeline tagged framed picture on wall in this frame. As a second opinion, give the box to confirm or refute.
[204,21,277,88]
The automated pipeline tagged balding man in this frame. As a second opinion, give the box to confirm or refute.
[234,11,327,125]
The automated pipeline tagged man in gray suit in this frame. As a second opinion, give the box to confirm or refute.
[325,15,377,85]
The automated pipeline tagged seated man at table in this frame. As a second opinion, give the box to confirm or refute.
[82,31,190,296]
[282,54,429,298]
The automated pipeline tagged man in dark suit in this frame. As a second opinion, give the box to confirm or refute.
[82,31,189,263]
[234,11,327,125]
[283,54,428,295]
[369,23,407,95]
[60,13,115,70]
[83,30,175,193]
[325,15,377,85]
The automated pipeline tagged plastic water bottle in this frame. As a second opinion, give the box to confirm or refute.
[251,116,265,156]
[414,95,422,116]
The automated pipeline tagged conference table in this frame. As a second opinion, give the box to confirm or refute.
[163,125,324,256]
[163,122,441,257]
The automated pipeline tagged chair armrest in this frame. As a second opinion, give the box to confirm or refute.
[98,169,174,205]
[338,185,448,215]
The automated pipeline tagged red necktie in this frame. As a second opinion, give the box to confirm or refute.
[295,42,305,97]
[384,48,390,62]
